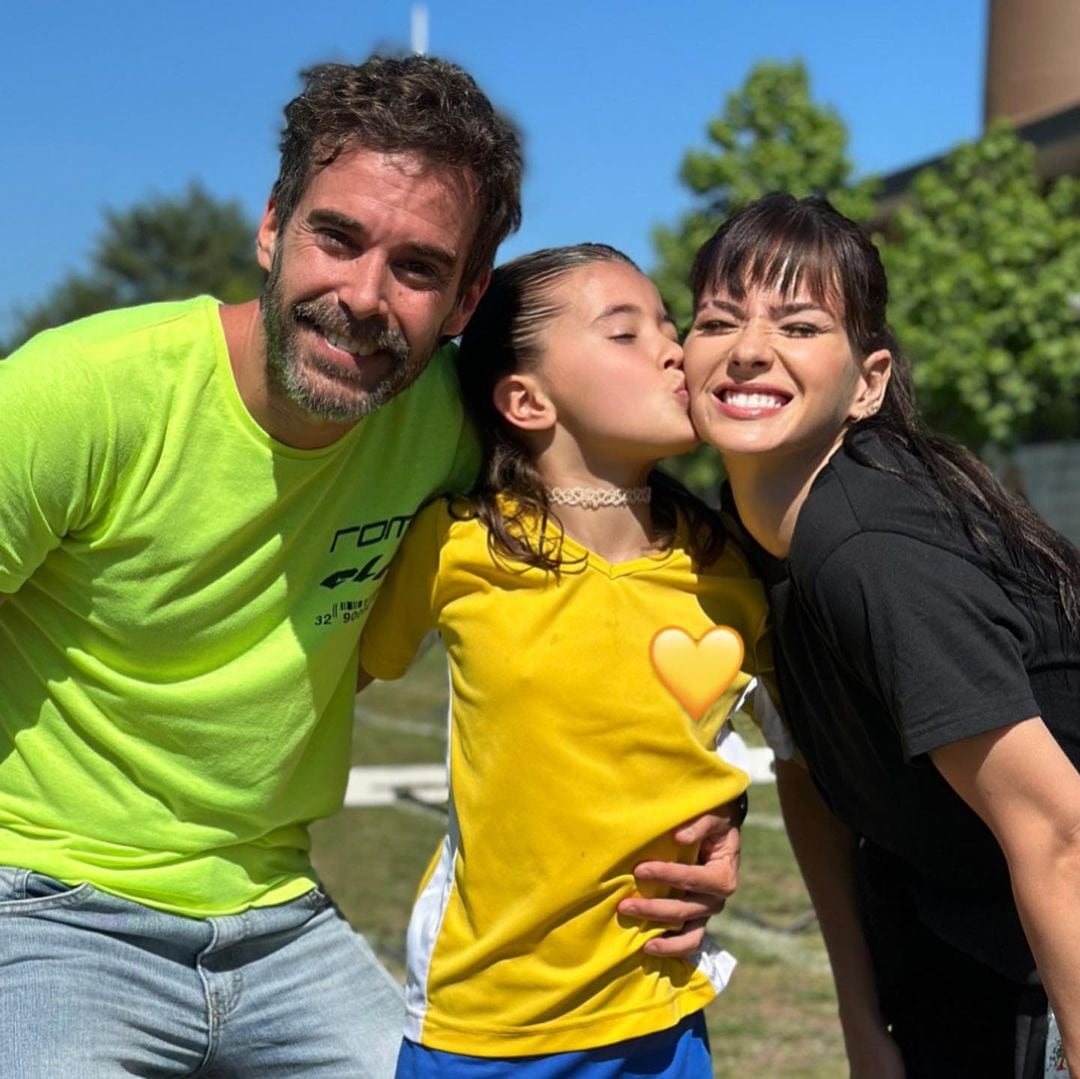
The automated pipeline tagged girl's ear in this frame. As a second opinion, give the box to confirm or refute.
[493,372,556,432]
[850,348,892,421]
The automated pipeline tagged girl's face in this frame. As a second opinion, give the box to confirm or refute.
[533,261,697,462]
[682,280,889,465]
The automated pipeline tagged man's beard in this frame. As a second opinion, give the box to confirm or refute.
[260,262,428,424]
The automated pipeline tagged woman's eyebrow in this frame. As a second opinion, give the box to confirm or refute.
[698,298,743,317]
[769,300,827,318]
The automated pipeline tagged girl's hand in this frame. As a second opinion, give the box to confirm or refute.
[616,803,742,957]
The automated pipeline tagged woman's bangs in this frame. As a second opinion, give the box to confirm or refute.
[704,227,840,311]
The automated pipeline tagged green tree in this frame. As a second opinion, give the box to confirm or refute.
[5,183,263,353]
[882,122,1080,449]
[651,59,877,494]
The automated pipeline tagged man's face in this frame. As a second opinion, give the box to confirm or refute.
[256,148,487,430]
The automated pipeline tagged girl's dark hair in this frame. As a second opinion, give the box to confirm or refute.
[456,243,725,572]
[692,192,1080,630]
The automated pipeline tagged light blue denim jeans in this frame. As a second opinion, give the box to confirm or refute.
[0,866,405,1077]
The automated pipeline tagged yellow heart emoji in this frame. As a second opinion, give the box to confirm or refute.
[649,625,745,721]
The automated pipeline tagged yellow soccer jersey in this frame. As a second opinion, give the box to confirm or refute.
[359,500,772,1056]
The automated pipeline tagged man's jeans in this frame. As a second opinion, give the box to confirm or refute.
[0,866,405,1077]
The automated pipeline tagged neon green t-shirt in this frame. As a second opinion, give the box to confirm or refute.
[0,296,477,915]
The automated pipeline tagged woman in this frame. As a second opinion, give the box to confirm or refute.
[681,193,1080,1077]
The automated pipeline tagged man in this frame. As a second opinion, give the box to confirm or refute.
[0,55,521,1077]
[1,51,744,1076]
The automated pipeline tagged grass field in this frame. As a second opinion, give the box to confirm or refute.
[310,643,848,1076]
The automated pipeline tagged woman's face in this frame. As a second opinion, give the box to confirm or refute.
[683,280,888,465]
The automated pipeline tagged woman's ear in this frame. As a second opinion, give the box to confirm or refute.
[493,372,556,432]
[850,348,892,420]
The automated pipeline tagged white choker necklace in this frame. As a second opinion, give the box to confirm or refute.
[547,485,652,509]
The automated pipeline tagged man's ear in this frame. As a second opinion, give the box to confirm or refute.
[493,372,556,432]
[256,197,280,272]
[850,348,892,421]
[442,270,491,339]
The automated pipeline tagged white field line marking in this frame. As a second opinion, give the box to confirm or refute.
[343,748,775,808]
[356,709,445,738]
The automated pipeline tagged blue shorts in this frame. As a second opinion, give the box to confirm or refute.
[395,1011,711,1078]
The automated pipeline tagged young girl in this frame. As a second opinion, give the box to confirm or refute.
[682,193,1080,1078]
[358,244,777,1076]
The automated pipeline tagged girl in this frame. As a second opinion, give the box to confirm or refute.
[683,193,1080,1078]
[358,244,778,1077]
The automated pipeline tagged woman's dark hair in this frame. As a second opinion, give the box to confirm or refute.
[456,243,725,572]
[691,192,1080,630]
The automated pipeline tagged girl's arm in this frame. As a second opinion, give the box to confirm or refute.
[775,759,904,1079]
[932,717,1080,1071]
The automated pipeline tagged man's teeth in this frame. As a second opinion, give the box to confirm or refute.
[324,331,378,357]
[724,390,786,409]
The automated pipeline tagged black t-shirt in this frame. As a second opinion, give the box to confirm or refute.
[741,429,1080,980]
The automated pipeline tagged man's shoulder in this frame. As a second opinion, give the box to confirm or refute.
[389,342,462,412]
[358,342,478,495]
[32,296,216,349]
[7,296,220,380]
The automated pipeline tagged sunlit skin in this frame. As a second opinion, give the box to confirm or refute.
[683,282,890,555]
[221,148,487,450]
[505,260,695,485]
[495,261,696,564]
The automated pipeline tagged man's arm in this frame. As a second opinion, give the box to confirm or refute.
[775,759,904,1078]
[932,717,1080,1072]
[617,801,743,956]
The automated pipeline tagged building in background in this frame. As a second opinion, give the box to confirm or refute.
[881,0,1080,541]
[880,0,1080,209]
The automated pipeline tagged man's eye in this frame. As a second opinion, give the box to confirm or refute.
[317,229,351,251]
[397,261,444,285]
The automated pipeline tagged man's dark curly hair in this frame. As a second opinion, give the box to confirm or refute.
[272,55,523,290]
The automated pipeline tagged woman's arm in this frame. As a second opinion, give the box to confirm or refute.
[932,716,1080,1071]
[775,759,904,1078]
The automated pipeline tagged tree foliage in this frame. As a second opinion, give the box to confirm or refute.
[882,123,1080,449]
[651,60,877,495]
[5,183,263,354]
[652,60,878,330]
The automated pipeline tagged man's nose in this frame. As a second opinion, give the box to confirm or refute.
[337,251,392,321]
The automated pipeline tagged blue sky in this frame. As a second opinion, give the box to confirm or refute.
[2,1,987,337]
